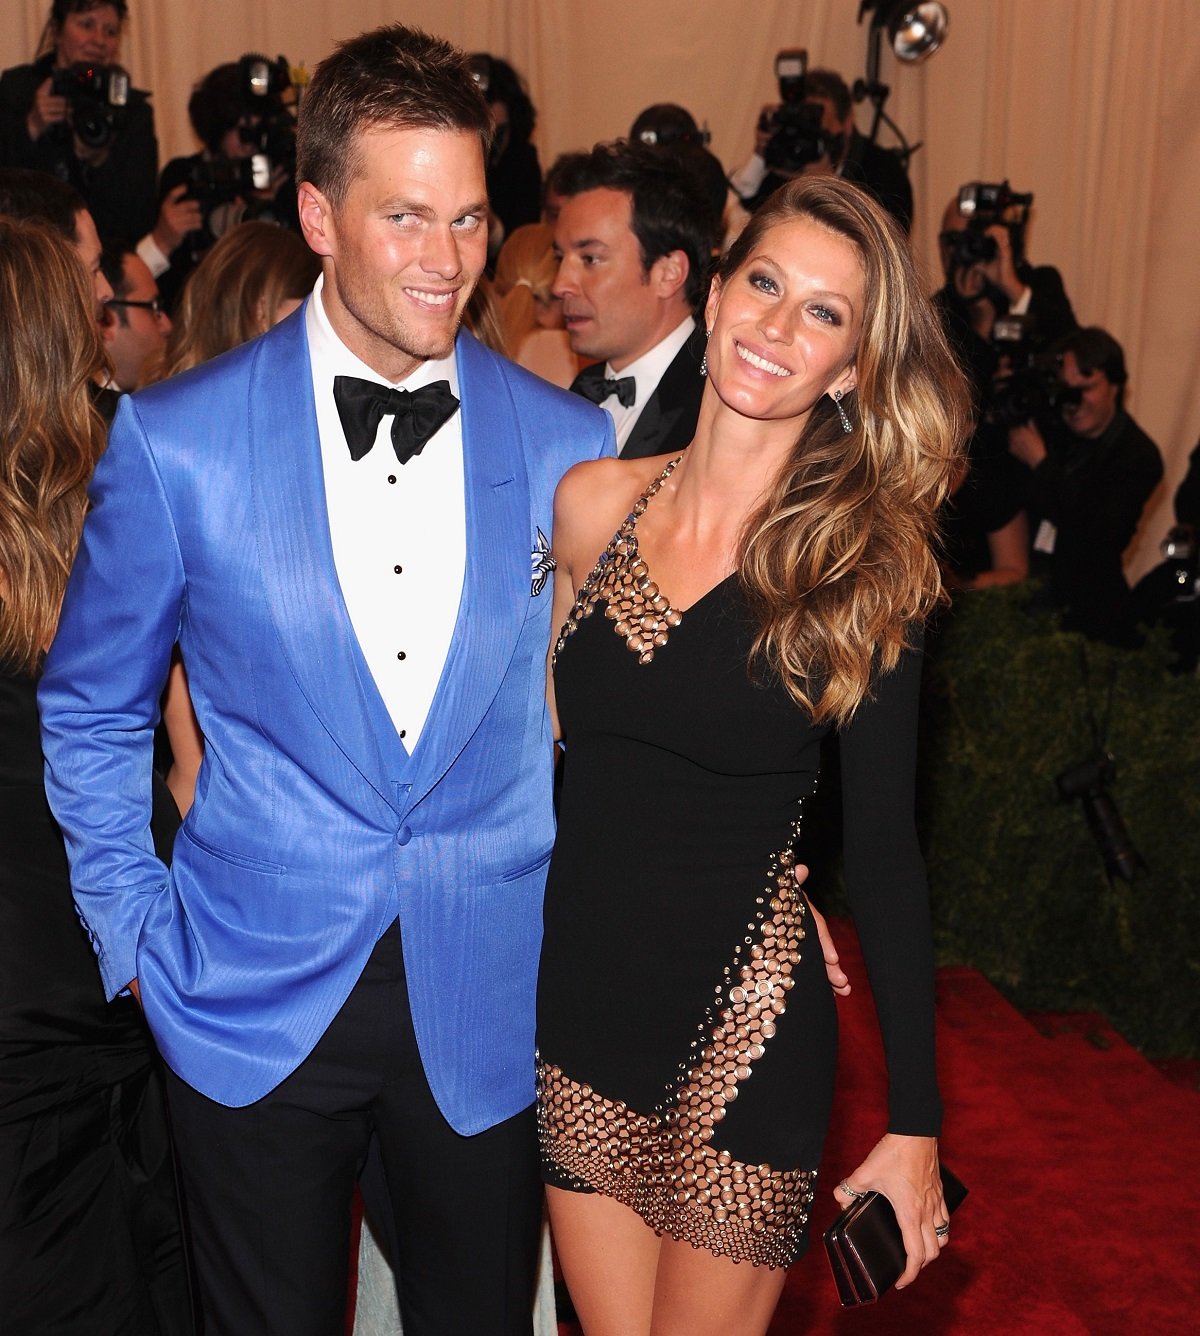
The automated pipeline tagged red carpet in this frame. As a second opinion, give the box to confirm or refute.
[559,921,1200,1334]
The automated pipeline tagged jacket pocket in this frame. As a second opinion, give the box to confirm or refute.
[500,844,554,883]
[180,825,286,876]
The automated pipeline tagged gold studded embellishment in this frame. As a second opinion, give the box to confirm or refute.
[554,456,685,667]
[537,814,816,1269]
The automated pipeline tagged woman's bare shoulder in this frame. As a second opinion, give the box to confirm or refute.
[553,455,667,566]
[555,454,677,516]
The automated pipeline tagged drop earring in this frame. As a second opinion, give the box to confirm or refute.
[833,388,852,433]
[700,328,710,377]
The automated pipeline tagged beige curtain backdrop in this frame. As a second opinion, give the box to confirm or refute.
[7,0,1199,572]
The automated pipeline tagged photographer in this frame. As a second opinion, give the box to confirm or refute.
[1008,327,1163,645]
[0,3,168,249]
[155,58,298,308]
[934,186,1076,407]
[729,64,912,232]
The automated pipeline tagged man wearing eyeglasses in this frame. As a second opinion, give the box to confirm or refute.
[99,243,171,391]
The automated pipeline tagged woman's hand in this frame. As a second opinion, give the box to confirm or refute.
[835,1133,946,1288]
[26,77,68,141]
[797,876,851,996]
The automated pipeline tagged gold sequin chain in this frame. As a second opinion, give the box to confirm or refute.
[554,456,685,666]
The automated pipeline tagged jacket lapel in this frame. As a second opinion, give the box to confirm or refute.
[406,331,529,806]
[248,308,399,813]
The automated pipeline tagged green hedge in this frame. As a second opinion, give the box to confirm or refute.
[918,585,1200,1059]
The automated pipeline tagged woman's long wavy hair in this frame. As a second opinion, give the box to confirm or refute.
[153,222,319,381]
[493,221,559,355]
[0,216,107,672]
[722,177,972,725]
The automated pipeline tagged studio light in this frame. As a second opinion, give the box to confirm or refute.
[854,1,950,159]
[888,4,949,65]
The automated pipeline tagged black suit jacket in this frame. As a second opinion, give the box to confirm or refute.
[1026,410,1163,644]
[570,323,707,460]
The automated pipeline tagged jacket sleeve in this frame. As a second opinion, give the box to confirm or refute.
[39,395,185,999]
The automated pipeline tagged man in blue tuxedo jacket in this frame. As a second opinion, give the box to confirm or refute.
[39,24,613,1336]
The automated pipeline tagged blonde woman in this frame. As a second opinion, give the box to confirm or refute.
[537,177,971,1334]
[493,221,581,387]
[152,219,320,381]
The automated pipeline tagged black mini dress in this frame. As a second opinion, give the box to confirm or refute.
[536,459,943,1268]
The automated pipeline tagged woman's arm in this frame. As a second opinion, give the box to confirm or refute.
[835,637,947,1282]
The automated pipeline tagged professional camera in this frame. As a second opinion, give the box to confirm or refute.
[1056,752,1145,882]
[186,54,297,228]
[758,50,834,174]
[944,180,1033,272]
[987,353,1083,430]
[50,61,129,149]
[231,54,297,175]
[187,154,273,204]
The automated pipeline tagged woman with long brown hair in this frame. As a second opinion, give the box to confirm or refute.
[0,216,190,1332]
[537,176,972,1333]
[152,219,320,381]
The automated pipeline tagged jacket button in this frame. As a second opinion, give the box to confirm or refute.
[397,826,413,846]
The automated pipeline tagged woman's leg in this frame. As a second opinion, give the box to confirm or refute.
[650,1233,788,1336]
[546,1186,660,1336]
[548,1185,790,1336]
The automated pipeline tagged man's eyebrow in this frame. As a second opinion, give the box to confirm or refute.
[379,197,430,215]
[567,236,608,251]
[377,198,490,218]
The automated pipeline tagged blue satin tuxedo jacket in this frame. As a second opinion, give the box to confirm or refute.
[39,309,613,1133]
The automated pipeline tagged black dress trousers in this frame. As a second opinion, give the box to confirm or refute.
[163,921,541,1336]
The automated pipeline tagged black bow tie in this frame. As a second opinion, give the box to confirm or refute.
[333,375,460,465]
[577,374,636,408]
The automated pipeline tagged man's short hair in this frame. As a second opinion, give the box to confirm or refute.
[630,103,701,148]
[100,243,134,325]
[1056,326,1127,405]
[0,167,85,243]
[805,69,853,121]
[552,140,719,310]
[295,23,493,208]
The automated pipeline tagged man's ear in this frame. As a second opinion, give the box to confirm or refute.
[649,248,689,302]
[297,182,335,259]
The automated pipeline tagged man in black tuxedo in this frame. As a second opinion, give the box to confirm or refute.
[552,141,720,459]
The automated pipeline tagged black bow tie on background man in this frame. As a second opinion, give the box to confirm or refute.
[333,375,460,464]
[575,374,636,409]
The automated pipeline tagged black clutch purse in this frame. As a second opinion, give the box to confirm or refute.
[823,1165,968,1306]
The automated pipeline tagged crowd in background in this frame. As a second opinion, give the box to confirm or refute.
[3,1,1193,651]
[1,3,1196,1333]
